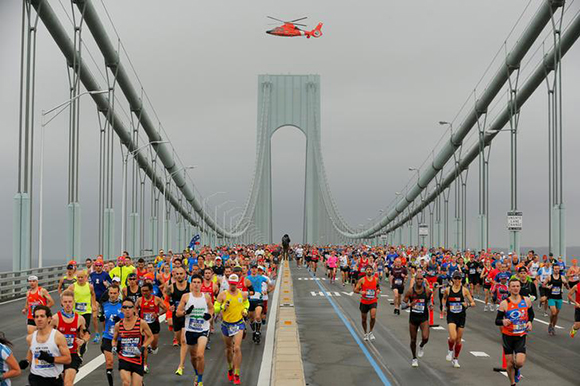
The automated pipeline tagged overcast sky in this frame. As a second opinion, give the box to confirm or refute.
[1,0,580,270]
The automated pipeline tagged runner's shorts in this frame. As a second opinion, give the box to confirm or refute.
[148,320,161,335]
[185,330,209,346]
[392,284,405,293]
[340,266,349,273]
[119,359,144,377]
[248,300,264,312]
[446,312,466,329]
[64,353,82,372]
[221,320,246,337]
[539,287,549,298]
[409,315,429,327]
[575,308,580,323]
[502,334,526,355]
[173,315,185,332]
[359,302,378,314]
[469,275,480,285]
[101,338,113,353]
[548,298,563,309]
[28,373,63,386]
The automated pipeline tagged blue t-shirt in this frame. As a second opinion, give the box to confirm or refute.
[102,301,124,340]
[495,271,511,283]
[0,343,12,386]
[246,275,269,300]
[90,271,111,300]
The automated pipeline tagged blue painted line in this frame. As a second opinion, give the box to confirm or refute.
[310,272,392,386]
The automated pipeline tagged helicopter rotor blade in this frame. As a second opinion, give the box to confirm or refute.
[267,16,286,23]
[289,17,308,23]
[293,23,307,27]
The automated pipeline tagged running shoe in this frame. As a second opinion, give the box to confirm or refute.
[570,327,578,338]
[368,332,376,341]
[175,367,183,376]
[173,338,178,346]
[144,365,149,374]
[417,345,424,358]
[411,359,419,368]
[439,313,444,319]
[233,374,241,385]
[151,347,158,355]
[92,333,100,343]
[514,367,521,383]
[446,350,453,362]
[483,304,488,312]
[227,370,234,381]
[363,333,369,341]
[543,311,548,317]
[452,359,460,368]
[548,325,554,336]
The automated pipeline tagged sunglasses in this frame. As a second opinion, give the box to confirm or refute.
[122,305,134,309]
[128,278,136,280]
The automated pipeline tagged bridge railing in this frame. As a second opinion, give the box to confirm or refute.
[0,255,156,302]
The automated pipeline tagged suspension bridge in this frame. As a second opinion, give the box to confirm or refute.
[2,0,580,385]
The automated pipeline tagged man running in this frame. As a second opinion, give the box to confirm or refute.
[442,271,475,368]
[23,276,54,334]
[176,274,213,386]
[167,267,189,375]
[51,291,89,386]
[101,285,123,386]
[135,283,166,373]
[390,258,407,315]
[113,298,153,386]
[354,265,380,341]
[89,260,111,343]
[281,234,291,261]
[543,263,567,335]
[21,305,71,386]
[246,265,271,344]
[567,280,580,337]
[214,274,250,385]
[122,273,142,304]
[495,278,534,385]
[404,272,431,368]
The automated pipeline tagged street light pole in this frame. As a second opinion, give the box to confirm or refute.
[38,90,108,267]
[202,192,225,246]
[161,165,197,250]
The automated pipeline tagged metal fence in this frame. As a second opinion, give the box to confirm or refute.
[0,256,156,302]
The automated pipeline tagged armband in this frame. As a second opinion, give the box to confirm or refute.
[495,310,506,326]
[214,301,223,313]
[243,298,250,311]
[528,306,535,322]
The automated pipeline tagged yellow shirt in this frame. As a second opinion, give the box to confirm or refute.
[73,282,92,315]
[223,290,245,323]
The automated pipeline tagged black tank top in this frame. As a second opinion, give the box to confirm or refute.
[126,286,141,304]
[447,286,465,314]
[171,282,189,308]
[409,286,429,317]
[549,274,563,299]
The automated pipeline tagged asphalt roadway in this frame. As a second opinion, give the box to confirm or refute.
[0,292,267,386]
[291,263,580,386]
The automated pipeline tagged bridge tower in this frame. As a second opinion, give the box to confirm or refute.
[253,75,324,244]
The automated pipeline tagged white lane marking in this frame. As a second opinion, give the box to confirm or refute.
[257,265,283,386]
[74,314,166,384]
[342,292,354,296]
[473,298,563,329]
[470,351,490,357]
[298,277,326,281]
[310,291,341,297]
[432,326,445,330]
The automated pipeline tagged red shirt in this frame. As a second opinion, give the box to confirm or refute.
[57,312,80,354]
[360,276,379,305]
[26,288,47,320]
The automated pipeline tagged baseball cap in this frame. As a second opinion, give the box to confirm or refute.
[258,266,265,271]
[112,277,121,283]
[94,260,103,266]
[452,271,462,279]
[28,275,38,281]
[117,256,126,262]
[216,257,222,261]
[67,260,77,266]
[250,264,258,269]
[228,274,239,284]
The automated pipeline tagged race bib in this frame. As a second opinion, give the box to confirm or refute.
[227,323,240,336]
[469,268,476,274]
[65,334,75,348]
[33,351,54,369]
[394,278,403,285]
[144,313,155,323]
[449,303,463,313]
[120,338,140,357]
[513,323,526,334]
[107,324,115,336]
[75,302,87,313]
[412,300,425,313]
[365,290,376,299]
[552,287,561,295]
[187,318,204,332]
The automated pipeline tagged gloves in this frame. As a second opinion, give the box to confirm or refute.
[37,350,54,364]
[203,313,212,321]
[185,305,194,315]
[401,302,409,310]
[529,295,536,302]
[18,359,29,370]
[112,345,118,355]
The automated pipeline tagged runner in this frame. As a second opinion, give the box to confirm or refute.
[390,258,408,315]
[58,262,77,295]
[481,259,494,311]
[495,278,534,385]
[339,252,349,287]
[113,298,154,386]
[122,273,142,304]
[176,274,213,386]
[135,283,166,373]
[442,271,475,368]
[22,276,54,334]
[166,267,189,375]
[66,271,97,337]
[51,291,89,386]
[21,305,71,386]
[101,285,123,386]
[326,252,338,284]
[246,265,271,344]
[214,274,250,385]
[0,333,22,384]
[537,261,552,316]
[544,263,567,335]
[354,265,380,341]
[567,281,580,337]
[89,260,111,343]
[404,272,431,367]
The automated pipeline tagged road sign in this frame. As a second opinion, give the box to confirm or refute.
[419,223,429,236]
[507,211,522,231]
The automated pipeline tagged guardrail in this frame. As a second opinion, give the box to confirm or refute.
[0,255,157,303]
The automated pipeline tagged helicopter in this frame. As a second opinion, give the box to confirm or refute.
[266,16,323,38]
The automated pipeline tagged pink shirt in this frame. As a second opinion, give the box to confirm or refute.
[327,256,338,268]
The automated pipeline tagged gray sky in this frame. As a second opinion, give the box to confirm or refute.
[1,0,580,270]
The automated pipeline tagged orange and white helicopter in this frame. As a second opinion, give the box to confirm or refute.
[266,16,323,38]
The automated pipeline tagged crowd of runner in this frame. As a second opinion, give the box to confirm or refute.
[3,245,282,386]
[293,244,580,386]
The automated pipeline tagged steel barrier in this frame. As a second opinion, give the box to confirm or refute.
[0,255,156,302]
